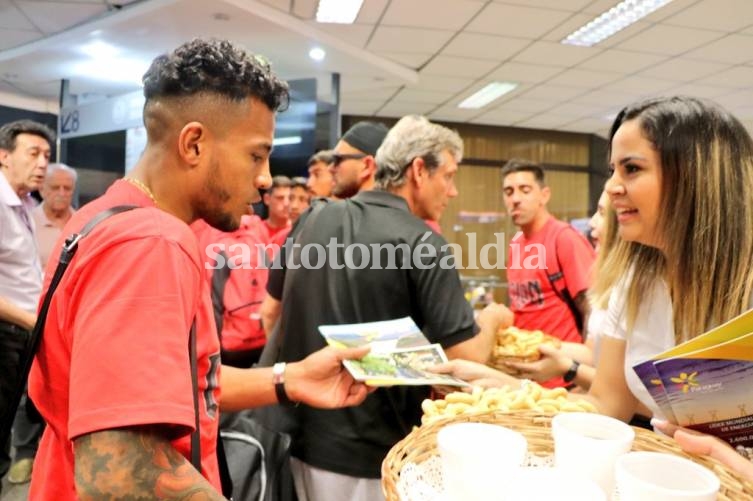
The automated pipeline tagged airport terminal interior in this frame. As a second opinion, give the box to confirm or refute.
[2,0,753,499]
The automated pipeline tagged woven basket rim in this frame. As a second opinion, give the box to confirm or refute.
[381,411,753,501]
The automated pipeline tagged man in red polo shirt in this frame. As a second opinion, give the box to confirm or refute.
[501,159,595,387]
[28,39,369,500]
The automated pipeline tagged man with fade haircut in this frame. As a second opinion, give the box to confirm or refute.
[330,120,388,199]
[501,159,595,387]
[266,115,512,501]
[28,38,370,500]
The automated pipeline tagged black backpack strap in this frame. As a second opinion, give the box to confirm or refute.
[546,225,585,336]
[188,319,203,474]
[1,205,138,442]
[544,223,567,287]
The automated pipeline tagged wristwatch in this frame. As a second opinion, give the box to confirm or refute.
[563,360,581,383]
[272,362,297,406]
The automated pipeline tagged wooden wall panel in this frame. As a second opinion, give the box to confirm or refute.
[343,116,592,166]
[452,124,590,167]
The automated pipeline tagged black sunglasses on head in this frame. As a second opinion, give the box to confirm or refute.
[331,153,368,166]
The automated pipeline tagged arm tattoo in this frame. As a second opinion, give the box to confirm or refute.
[573,291,591,342]
[74,426,225,500]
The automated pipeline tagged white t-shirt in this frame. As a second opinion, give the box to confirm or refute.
[587,307,607,364]
[601,278,675,418]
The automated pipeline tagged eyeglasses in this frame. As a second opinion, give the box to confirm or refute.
[331,153,368,166]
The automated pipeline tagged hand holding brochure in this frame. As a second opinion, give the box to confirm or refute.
[318,317,470,387]
[633,308,753,452]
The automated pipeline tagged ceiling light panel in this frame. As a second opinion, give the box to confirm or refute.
[316,0,365,24]
[562,0,674,47]
[457,82,518,109]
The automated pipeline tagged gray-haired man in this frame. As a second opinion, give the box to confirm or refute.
[265,115,512,501]
[32,163,77,268]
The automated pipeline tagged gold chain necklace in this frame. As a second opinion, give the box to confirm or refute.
[124,177,158,206]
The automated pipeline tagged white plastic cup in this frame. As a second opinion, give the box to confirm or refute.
[551,412,635,496]
[616,451,720,501]
[437,422,527,501]
[505,467,606,501]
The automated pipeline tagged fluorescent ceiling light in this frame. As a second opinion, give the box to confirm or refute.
[309,47,326,61]
[458,82,517,109]
[562,0,674,47]
[316,0,364,24]
[273,136,302,146]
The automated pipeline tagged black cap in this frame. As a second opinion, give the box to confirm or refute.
[341,121,389,156]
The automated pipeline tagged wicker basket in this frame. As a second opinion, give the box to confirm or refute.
[381,411,753,501]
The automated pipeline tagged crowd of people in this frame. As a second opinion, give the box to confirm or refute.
[1,36,752,500]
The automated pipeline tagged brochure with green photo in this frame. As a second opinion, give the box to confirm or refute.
[319,317,470,387]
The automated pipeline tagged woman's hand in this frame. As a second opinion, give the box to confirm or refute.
[428,359,519,389]
[504,344,571,383]
[652,419,753,482]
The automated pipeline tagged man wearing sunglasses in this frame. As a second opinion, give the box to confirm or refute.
[330,121,388,199]
[259,121,388,337]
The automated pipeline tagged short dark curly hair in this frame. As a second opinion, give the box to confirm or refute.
[142,38,289,111]
[500,158,546,187]
[0,119,55,152]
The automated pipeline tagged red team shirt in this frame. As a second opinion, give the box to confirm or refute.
[506,217,595,385]
[262,219,290,242]
[193,214,270,352]
[270,224,290,250]
[28,180,222,498]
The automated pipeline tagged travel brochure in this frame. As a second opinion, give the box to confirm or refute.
[634,308,753,449]
[319,317,470,387]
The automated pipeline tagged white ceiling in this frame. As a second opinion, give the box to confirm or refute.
[1,0,753,137]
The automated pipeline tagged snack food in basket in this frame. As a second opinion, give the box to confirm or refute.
[382,412,753,501]
[493,326,561,365]
[421,381,597,425]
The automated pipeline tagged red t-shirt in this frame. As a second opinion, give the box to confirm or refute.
[270,225,291,250]
[29,180,222,499]
[262,219,289,241]
[193,215,270,352]
[506,217,595,385]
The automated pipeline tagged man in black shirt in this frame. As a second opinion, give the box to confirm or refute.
[259,120,389,336]
[266,115,512,501]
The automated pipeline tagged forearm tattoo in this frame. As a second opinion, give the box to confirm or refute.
[74,427,224,500]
